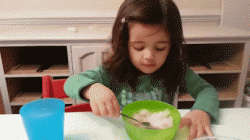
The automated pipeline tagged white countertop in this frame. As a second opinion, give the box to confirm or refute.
[0,24,250,43]
[183,26,250,40]
[0,24,113,42]
[0,108,249,140]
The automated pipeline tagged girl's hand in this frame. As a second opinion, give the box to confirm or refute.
[179,110,213,140]
[84,83,120,117]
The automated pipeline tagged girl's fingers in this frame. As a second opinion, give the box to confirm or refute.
[204,126,214,136]
[105,101,116,117]
[90,102,101,116]
[188,124,197,140]
[98,102,109,116]
[196,124,205,138]
[112,98,121,117]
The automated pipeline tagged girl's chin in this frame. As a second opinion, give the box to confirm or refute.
[137,68,157,75]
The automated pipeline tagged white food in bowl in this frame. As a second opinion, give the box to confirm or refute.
[129,109,173,129]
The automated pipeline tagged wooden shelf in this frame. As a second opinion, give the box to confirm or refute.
[178,93,195,101]
[10,92,42,106]
[217,87,238,101]
[5,64,70,77]
[10,92,74,106]
[190,62,241,74]
[178,87,238,102]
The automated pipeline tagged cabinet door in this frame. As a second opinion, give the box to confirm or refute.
[71,44,109,75]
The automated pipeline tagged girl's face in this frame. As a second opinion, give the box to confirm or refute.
[128,22,170,74]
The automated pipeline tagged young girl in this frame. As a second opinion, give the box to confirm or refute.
[64,0,219,139]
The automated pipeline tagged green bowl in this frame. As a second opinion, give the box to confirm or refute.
[122,100,181,140]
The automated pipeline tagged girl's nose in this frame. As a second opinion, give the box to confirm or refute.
[144,49,154,60]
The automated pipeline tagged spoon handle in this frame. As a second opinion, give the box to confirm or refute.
[121,113,140,123]
[121,113,151,128]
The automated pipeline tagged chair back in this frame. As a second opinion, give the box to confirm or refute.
[42,76,68,98]
[42,75,92,112]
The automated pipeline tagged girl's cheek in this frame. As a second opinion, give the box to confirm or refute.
[135,53,142,59]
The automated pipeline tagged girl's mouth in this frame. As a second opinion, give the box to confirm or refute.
[142,63,155,67]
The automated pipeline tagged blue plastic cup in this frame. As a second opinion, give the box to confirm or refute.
[20,98,65,140]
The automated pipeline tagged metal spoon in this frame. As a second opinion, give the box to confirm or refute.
[121,113,151,128]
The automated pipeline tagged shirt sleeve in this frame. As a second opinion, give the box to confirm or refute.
[183,67,220,123]
[63,66,107,102]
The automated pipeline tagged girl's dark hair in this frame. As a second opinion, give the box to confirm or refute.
[103,0,186,103]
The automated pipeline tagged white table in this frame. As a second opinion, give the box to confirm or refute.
[0,108,249,140]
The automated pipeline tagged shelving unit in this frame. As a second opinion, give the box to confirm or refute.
[6,77,42,106]
[5,64,69,77]
[177,41,249,109]
[0,46,72,113]
[1,47,70,76]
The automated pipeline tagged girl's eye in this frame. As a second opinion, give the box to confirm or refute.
[156,43,169,51]
[156,48,166,51]
[134,47,144,51]
[134,46,144,51]
[130,43,144,51]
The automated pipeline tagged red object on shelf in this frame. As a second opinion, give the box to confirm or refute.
[42,75,92,112]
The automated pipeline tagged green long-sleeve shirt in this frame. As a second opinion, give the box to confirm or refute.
[64,66,219,123]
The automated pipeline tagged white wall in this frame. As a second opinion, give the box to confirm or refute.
[220,0,250,71]
[221,0,250,31]
[0,0,222,19]
[174,0,221,10]
[0,0,123,12]
[0,0,124,18]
